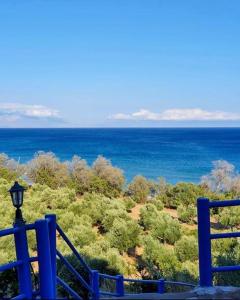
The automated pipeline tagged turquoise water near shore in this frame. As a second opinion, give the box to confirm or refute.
[0,128,240,183]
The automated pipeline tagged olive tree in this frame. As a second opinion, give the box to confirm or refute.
[68,155,93,194]
[26,152,69,188]
[201,160,235,192]
[127,175,150,203]
[93,156,125,196]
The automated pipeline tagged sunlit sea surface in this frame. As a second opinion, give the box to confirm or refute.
[0,128,239,183]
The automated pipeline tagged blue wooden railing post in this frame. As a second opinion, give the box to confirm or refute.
[45,214,57,298]
[116,275,124,296]
[91,270,99,300]
[197,197,212,287]
[35,219,55,299]
[157,279,165,294]
[14,223,33,299]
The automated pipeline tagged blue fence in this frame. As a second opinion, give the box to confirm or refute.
[197,198,240,287]
[0,213,196,299]
[0,217,55,299]
[2,197,239,298]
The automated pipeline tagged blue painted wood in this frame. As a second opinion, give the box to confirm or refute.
[164,281,195,287]
[99,291,118,296]
[56,223,92,274]
[13,223,33,299]
[211,232,240,239]
[57,249,93,292]
[157,279,165,294]
[116,275,124,296]
[0,226,18,237]
[12,294,26,300]
[0,261,22,272]
[212,265,240,272]
[99,273,118,280]
[91,270,100,300]
[35,219,55,299]
[57,276,83,300]
[197,198,212,287]
[45,214,57,298]
[209,199,240,208]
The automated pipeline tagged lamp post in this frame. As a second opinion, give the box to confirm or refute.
[9,181,26,225]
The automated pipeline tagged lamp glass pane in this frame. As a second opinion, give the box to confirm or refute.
[18,191,23,206]
[11,192,18,207]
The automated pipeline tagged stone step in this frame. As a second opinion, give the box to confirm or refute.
[101,287,240,299]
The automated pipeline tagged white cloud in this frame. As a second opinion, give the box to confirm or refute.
[110,108,240,121]
[0,103,60,120]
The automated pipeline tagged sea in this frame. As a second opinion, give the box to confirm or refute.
[0,128,240,184]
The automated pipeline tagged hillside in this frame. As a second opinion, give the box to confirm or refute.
[0,152,240,297]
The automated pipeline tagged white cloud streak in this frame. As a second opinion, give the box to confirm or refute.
[110,108,240,121]
[0,103,60,120]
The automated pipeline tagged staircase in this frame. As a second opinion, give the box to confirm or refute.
[0,198,240,299]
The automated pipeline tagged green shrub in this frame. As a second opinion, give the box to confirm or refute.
[177,204,196,224]
[175,236,198,262]
[78,193,111,224]
[150,198,164,211]
[123,197,136,212]
[217,206,240,229]
[142,236,180,279]
[178,260,198,283]
[150,212,181,244]
[102,209,130,232]
[107,219,141,253]
[139,204,159,230]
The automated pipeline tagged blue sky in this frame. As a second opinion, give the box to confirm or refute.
[0,0,239,127]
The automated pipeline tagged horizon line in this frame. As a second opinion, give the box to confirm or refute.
[1,126,240,129]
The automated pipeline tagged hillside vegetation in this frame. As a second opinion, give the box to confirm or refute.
[0,152,240,296]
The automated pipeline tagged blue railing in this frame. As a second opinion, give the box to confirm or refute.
[0,217,55,299]
[197,198,240,287]
[55,222,195,299]
[0,212,197,299]
[98,273,195,297]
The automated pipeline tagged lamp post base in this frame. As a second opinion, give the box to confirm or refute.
[14,208,26,226]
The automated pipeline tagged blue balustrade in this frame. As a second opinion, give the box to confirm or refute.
[0,211,200,298]
[197,197,240,287]
[45,214,57,298]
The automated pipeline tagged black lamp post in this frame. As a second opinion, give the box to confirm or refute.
[9,181,26,225]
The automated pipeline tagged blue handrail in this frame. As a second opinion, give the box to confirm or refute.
[12,294,27,300]
[0,211,199,299]
[0,226,19,237]
[0,260,23,273]
[209,199,240,208]
[57,249,93,293]
[56,223,92,274]
[57,276,83,300]
[99,273,118,280]
[197,197,240,287]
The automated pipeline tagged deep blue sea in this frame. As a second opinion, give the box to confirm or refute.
[0,128,240,183]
